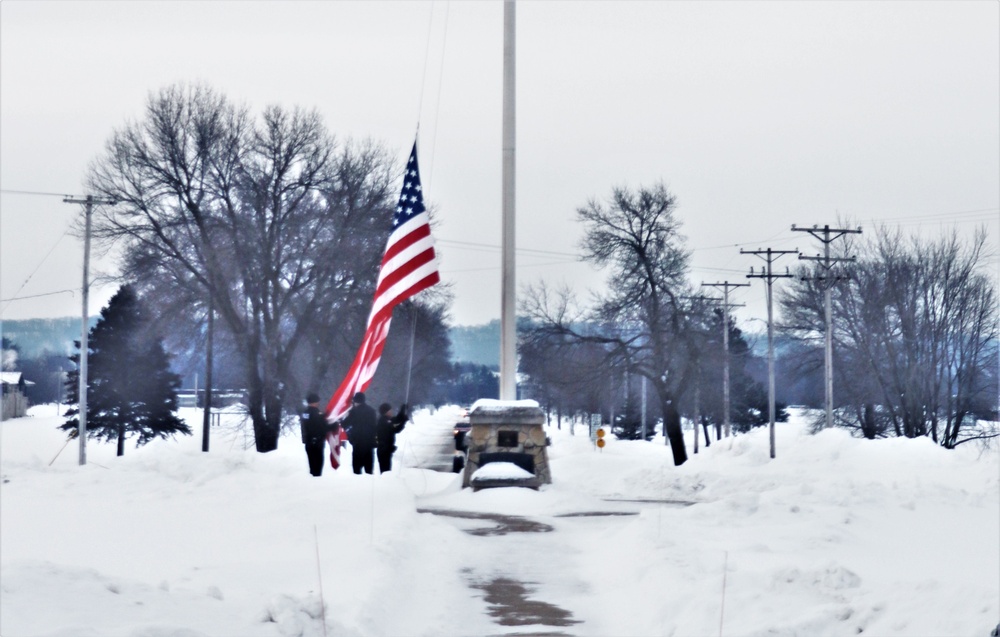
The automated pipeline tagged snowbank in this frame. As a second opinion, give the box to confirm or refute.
[1,404,996,636]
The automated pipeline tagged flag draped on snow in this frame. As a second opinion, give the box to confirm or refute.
[327,424,346,470]
[324,141,440,431]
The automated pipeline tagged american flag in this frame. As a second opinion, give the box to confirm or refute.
[324,141,440,422]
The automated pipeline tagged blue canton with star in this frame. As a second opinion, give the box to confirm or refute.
[393,143,425,229]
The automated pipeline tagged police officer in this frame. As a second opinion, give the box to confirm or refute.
[300,392,330,477]
[343,391,378,474]
[376,402,408,473]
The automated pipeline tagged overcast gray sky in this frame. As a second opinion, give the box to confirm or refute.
[2,0,998,328]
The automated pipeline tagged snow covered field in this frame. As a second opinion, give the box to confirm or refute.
[1,404,997,637]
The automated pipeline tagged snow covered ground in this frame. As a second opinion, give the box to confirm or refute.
[1,404,997,637]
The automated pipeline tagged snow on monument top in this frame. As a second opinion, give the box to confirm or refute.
[469,399,544,426]
[470,398,540,411]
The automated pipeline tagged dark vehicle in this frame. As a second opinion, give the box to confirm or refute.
[453,410,471,473]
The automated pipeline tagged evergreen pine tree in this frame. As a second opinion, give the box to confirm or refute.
[62,285,190,454]
[724,320,788,432]
[611,398,648,440]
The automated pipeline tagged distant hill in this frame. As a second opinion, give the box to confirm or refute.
[449,320,500,367]
[1,317,96,358]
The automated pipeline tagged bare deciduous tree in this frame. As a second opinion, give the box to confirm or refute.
[520,305,626,429]
[522,183,706,466]
[781,225,998,447]
[87,84,400,452]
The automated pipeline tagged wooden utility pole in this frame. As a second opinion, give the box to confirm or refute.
[640,375,647,440]
[702,281,749,438]
[499,0,517,401]
[693,377,701,453]
[63,194,115,466]
[742,248,798,459]
[792,224,861,431]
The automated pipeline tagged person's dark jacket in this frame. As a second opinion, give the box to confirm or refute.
[300,405,330,445]
[376,406,408,452]
[343,402,377,449]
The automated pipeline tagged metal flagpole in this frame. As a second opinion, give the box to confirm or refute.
[499,0,517,401]
[404,303,418,406]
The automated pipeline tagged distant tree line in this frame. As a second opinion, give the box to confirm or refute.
[8,85,996,460]
[518,182,997,462]
[2,319,91,407]
[0,318,93,358]
[1,336,74,406]
[519,183,783,466]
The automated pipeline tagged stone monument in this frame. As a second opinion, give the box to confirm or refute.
[462,400,552,489]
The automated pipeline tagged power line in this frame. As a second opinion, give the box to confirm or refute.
[0,224,75,317]
[0,289,76,303]
[691,228,791,252]
[691,265,755,275]
[863,206,999,223]
[442,259,586,275]
[437,238,581,260]
[0,188,80,198]
[688,206,998,253]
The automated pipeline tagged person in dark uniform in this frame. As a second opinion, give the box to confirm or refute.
[300,392,331,477]
[342,391,377,475]
[376,402,408,473]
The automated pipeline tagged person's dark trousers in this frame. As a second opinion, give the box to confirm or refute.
[305,443,325,477]
[353,447,374,474]
[377,447,394,473]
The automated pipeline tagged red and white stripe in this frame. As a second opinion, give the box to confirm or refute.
[324,142,439,423]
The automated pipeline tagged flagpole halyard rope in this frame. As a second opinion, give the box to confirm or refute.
[427,0,450,191]
[416,1,436,130]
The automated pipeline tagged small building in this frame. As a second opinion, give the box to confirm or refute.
[1,372,32,420]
